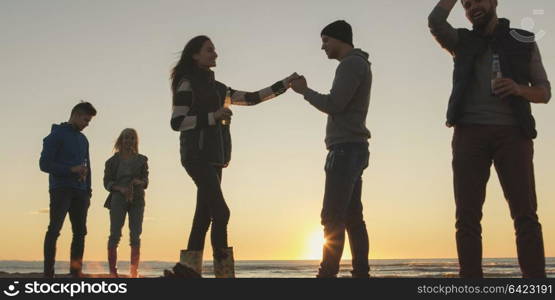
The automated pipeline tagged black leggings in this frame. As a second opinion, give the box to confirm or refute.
[184,160,230,251]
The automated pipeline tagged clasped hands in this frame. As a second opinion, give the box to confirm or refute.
[286,72,308,95]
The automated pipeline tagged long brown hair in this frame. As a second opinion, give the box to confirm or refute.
[170,35,211,96]
[114,128,139,154]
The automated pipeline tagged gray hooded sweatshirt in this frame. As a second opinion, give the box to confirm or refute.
[303,48,372,149]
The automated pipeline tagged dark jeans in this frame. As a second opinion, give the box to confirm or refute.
[183,160,230,251]
[44,188,90,277]
[318,143,370,278]
[452,125,546,278]
[108,195,145,249]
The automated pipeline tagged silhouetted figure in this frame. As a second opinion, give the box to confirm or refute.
[290,20,373,278]
[103,128,149,278]
[429,0,551,278]
[39,101,97,278]
[165,35,298,278]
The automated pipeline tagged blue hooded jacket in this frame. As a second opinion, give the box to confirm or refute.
[39,123,92,193]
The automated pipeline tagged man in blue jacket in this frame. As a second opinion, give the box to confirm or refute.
[39,101,97,278]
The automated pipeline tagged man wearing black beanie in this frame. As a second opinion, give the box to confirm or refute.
[321,20,354,47]
[290,20,372,278]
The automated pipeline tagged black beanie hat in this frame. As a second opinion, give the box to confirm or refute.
[321,20,353,47]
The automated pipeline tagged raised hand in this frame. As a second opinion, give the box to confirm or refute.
[437,0,457,11]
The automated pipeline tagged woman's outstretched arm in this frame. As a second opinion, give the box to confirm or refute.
[227,73,297,106]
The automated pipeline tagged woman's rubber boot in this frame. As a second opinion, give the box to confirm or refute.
[213,247,235,278]
[163,249,202,278]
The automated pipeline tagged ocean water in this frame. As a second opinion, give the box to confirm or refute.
[1,258,554,278]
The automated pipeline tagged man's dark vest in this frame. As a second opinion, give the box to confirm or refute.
[447,18,537,138]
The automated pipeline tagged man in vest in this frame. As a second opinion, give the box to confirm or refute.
[429,0,551,278]
[290,20,372,278]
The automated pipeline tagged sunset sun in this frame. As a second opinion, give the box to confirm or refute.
[303,229,353,260]
[305,230,326,260]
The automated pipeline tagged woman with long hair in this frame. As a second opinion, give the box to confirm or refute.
[166,35,296,278]
[103,128,149,278]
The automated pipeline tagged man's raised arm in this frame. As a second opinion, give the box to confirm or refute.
[429,0,459,54]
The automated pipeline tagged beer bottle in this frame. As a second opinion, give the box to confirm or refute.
[491,53,502,96]
[222,92,231,126]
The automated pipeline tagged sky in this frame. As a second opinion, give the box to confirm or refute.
[1,0,554,262]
